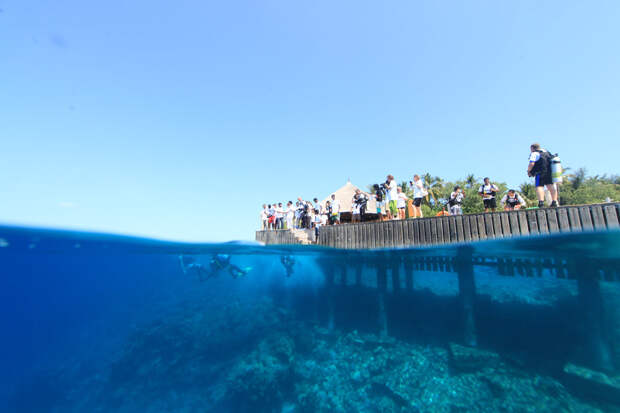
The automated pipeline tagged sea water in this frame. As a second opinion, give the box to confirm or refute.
[1,225,619,412]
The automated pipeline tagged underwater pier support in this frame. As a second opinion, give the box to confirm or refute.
[404,256,414,291]
[574,258,614,371]
[320,264,336,331]
[456,246,477,347]
[376,263,389,338]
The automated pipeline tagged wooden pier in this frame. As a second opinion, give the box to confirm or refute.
[257,203,620,375]
[256,203,620,249]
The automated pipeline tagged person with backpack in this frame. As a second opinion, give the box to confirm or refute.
[501,190,527,211]
[478,178,499,212]
[448,186,465,215]
[527,143,558,208]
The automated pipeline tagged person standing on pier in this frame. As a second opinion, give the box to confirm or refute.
[285,201,295,229]
[478,177,499,212]
[396,187,408,219]
[275,202,284,229]
[449,186,465,215]
[330,194,341,225]
[261,204,269,230]
[410,174,426,218]
[386,175,398,220]
[527,143,559,208]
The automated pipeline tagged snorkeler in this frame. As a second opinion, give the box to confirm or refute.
[280,255,296,277]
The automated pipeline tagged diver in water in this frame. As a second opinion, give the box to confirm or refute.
[179,254,251,281]
[280,255,296,277]
[228,264,250,279]
[210,254,231,273]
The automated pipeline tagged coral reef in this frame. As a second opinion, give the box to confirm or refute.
[9,297,614,413]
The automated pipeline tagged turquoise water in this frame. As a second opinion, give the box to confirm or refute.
[1,225,619,412]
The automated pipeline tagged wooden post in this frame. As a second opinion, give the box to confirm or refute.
[377,263,389,338]
[456,246,477,347]
[404,256,414,290]
[391,257,401,294]
[573,258,613,371]
[354,262,363,286]
[317,260,336,331]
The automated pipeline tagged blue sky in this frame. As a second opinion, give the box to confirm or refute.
[1,1,619,242]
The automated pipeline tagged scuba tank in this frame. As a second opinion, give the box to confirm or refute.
[551,154,563,183]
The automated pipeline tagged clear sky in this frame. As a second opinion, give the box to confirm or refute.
[1,1,619,242]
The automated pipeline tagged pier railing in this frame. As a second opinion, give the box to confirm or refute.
[256,203,620,248]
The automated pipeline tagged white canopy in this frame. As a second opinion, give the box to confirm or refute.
[321,181,377,213]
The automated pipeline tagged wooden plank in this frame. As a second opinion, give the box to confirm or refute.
[401,220,409,246]
[420,219,429,245]
[499,212,511,237]
[386,221,394,248]
[460,215,470,241]
[492,213,503,238]
[358,224,364,249]
[365,224,372,249]
[336,225,344,248]
[447,216,456,243]
[525,209,539,235]
[413,219,421,245]
[405,220,414,245]
[557,208,570,232]
[484,214,495,239]
[508,212,520,236]
[367,223,375,249]
[442,217,451,243]
[603,204,619,228]
[567,207,582,231]
[546,209,560,233]
[352,224,359,249]
[579,206,593,230]
[377,222,385,248]
[526,210,539,234]
[430,219,439,245]
[477,215,487,240]
[455,216,465,242]
[517,210,529,235]
[468,215,479,241]
[536,209,549,234]
[395,220,404,246]
[590,205,606,230]
[436,218,444,244]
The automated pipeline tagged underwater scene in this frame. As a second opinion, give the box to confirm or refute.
[1,226,619,413]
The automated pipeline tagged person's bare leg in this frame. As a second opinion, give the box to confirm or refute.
[547,184,558,202]
[536,186,545,203]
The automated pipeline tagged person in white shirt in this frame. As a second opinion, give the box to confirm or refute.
[386,175,398,220]
[285,201,295,229]
[330,194,341,225]
[448,186,465,215]
[396,187,408,220]
[501,190,527,211]
[267,204,277,230]
[478,177,499,212]
[275,203,285,229]
[409,174,426,218]
[260,204,269,230]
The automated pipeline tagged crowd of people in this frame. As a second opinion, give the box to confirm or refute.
[259,143,561,229]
